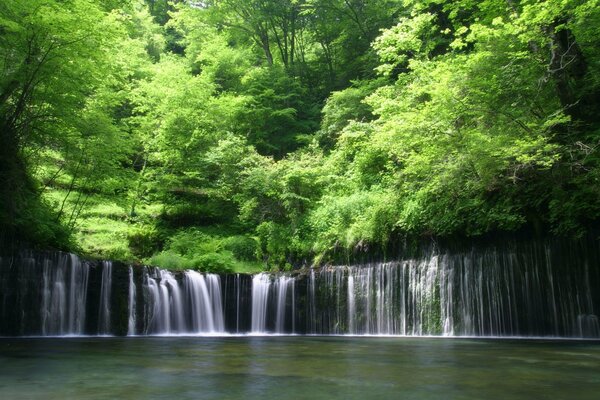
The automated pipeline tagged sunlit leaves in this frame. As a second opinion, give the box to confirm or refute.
[373,13,437,76]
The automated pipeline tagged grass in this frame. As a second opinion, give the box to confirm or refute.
[41,183,266,274]
[145,227,266,274]
[42,188,134,259]
[36,150,267,274]
[230,260,265,274]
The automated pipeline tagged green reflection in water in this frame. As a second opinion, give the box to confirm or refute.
[0,337,599,399]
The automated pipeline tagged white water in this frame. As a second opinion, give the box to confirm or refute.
[98,261,112,334]
[127,267,136,336]
[2,238,599,338]
[306,247,600,337]
[185,271,225,333]
[251,273,271,333]
[146,269,183,334]
[274,275,294,333]
[143,268,225,334]
[308,270,317,334]
[40,254,89,336]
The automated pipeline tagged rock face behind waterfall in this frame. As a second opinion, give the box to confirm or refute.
[1,234,599,337]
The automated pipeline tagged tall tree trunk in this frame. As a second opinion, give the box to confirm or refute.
[269,18,287,67]
[258,30,274,66]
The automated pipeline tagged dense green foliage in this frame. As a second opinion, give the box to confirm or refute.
[2,0,600,271]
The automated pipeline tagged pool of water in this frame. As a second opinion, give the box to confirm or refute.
[0,336,599,399]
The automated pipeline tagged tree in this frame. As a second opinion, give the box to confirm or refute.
[0,0,132,247]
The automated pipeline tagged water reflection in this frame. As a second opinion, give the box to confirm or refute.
[0,337,599,399]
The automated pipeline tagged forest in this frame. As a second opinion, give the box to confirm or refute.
[1,0,600,273]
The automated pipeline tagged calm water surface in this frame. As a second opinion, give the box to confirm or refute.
[0,336,599,399]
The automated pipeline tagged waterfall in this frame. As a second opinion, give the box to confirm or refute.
[145,269,185,334]
[68,254,89,334]
[1,235,599,337]
[251,273,271,333]
[308,270,317,334]
[185,270,214,332]
[206,274,225,332]
[248,274,296,334]
[577,314,600,337]
[274,275,294,333]
[302,244,600,337]
[40,253,89,336]
[184,271,225,333]
[347,274,355,333]
[98,261,112,334]
[142,268,225,334]
[41,258,65,335]
[127,266,136,336]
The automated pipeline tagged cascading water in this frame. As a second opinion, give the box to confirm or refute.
[184,270,224,333]
[206,274,225,331]
[0,252,90,336]
[67,254,89,334]
[274,275,295,333]
[142,268,225,335]
[1,235,599,337]
[40,253,89,336]
[307,270,317,334]
[251,273,271,333]
[144,269,185,334]
[127,266,136,336]
[305,245,600,337]
[347,274,355,333]
[246,273,299,334]
[98,261,112,335]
